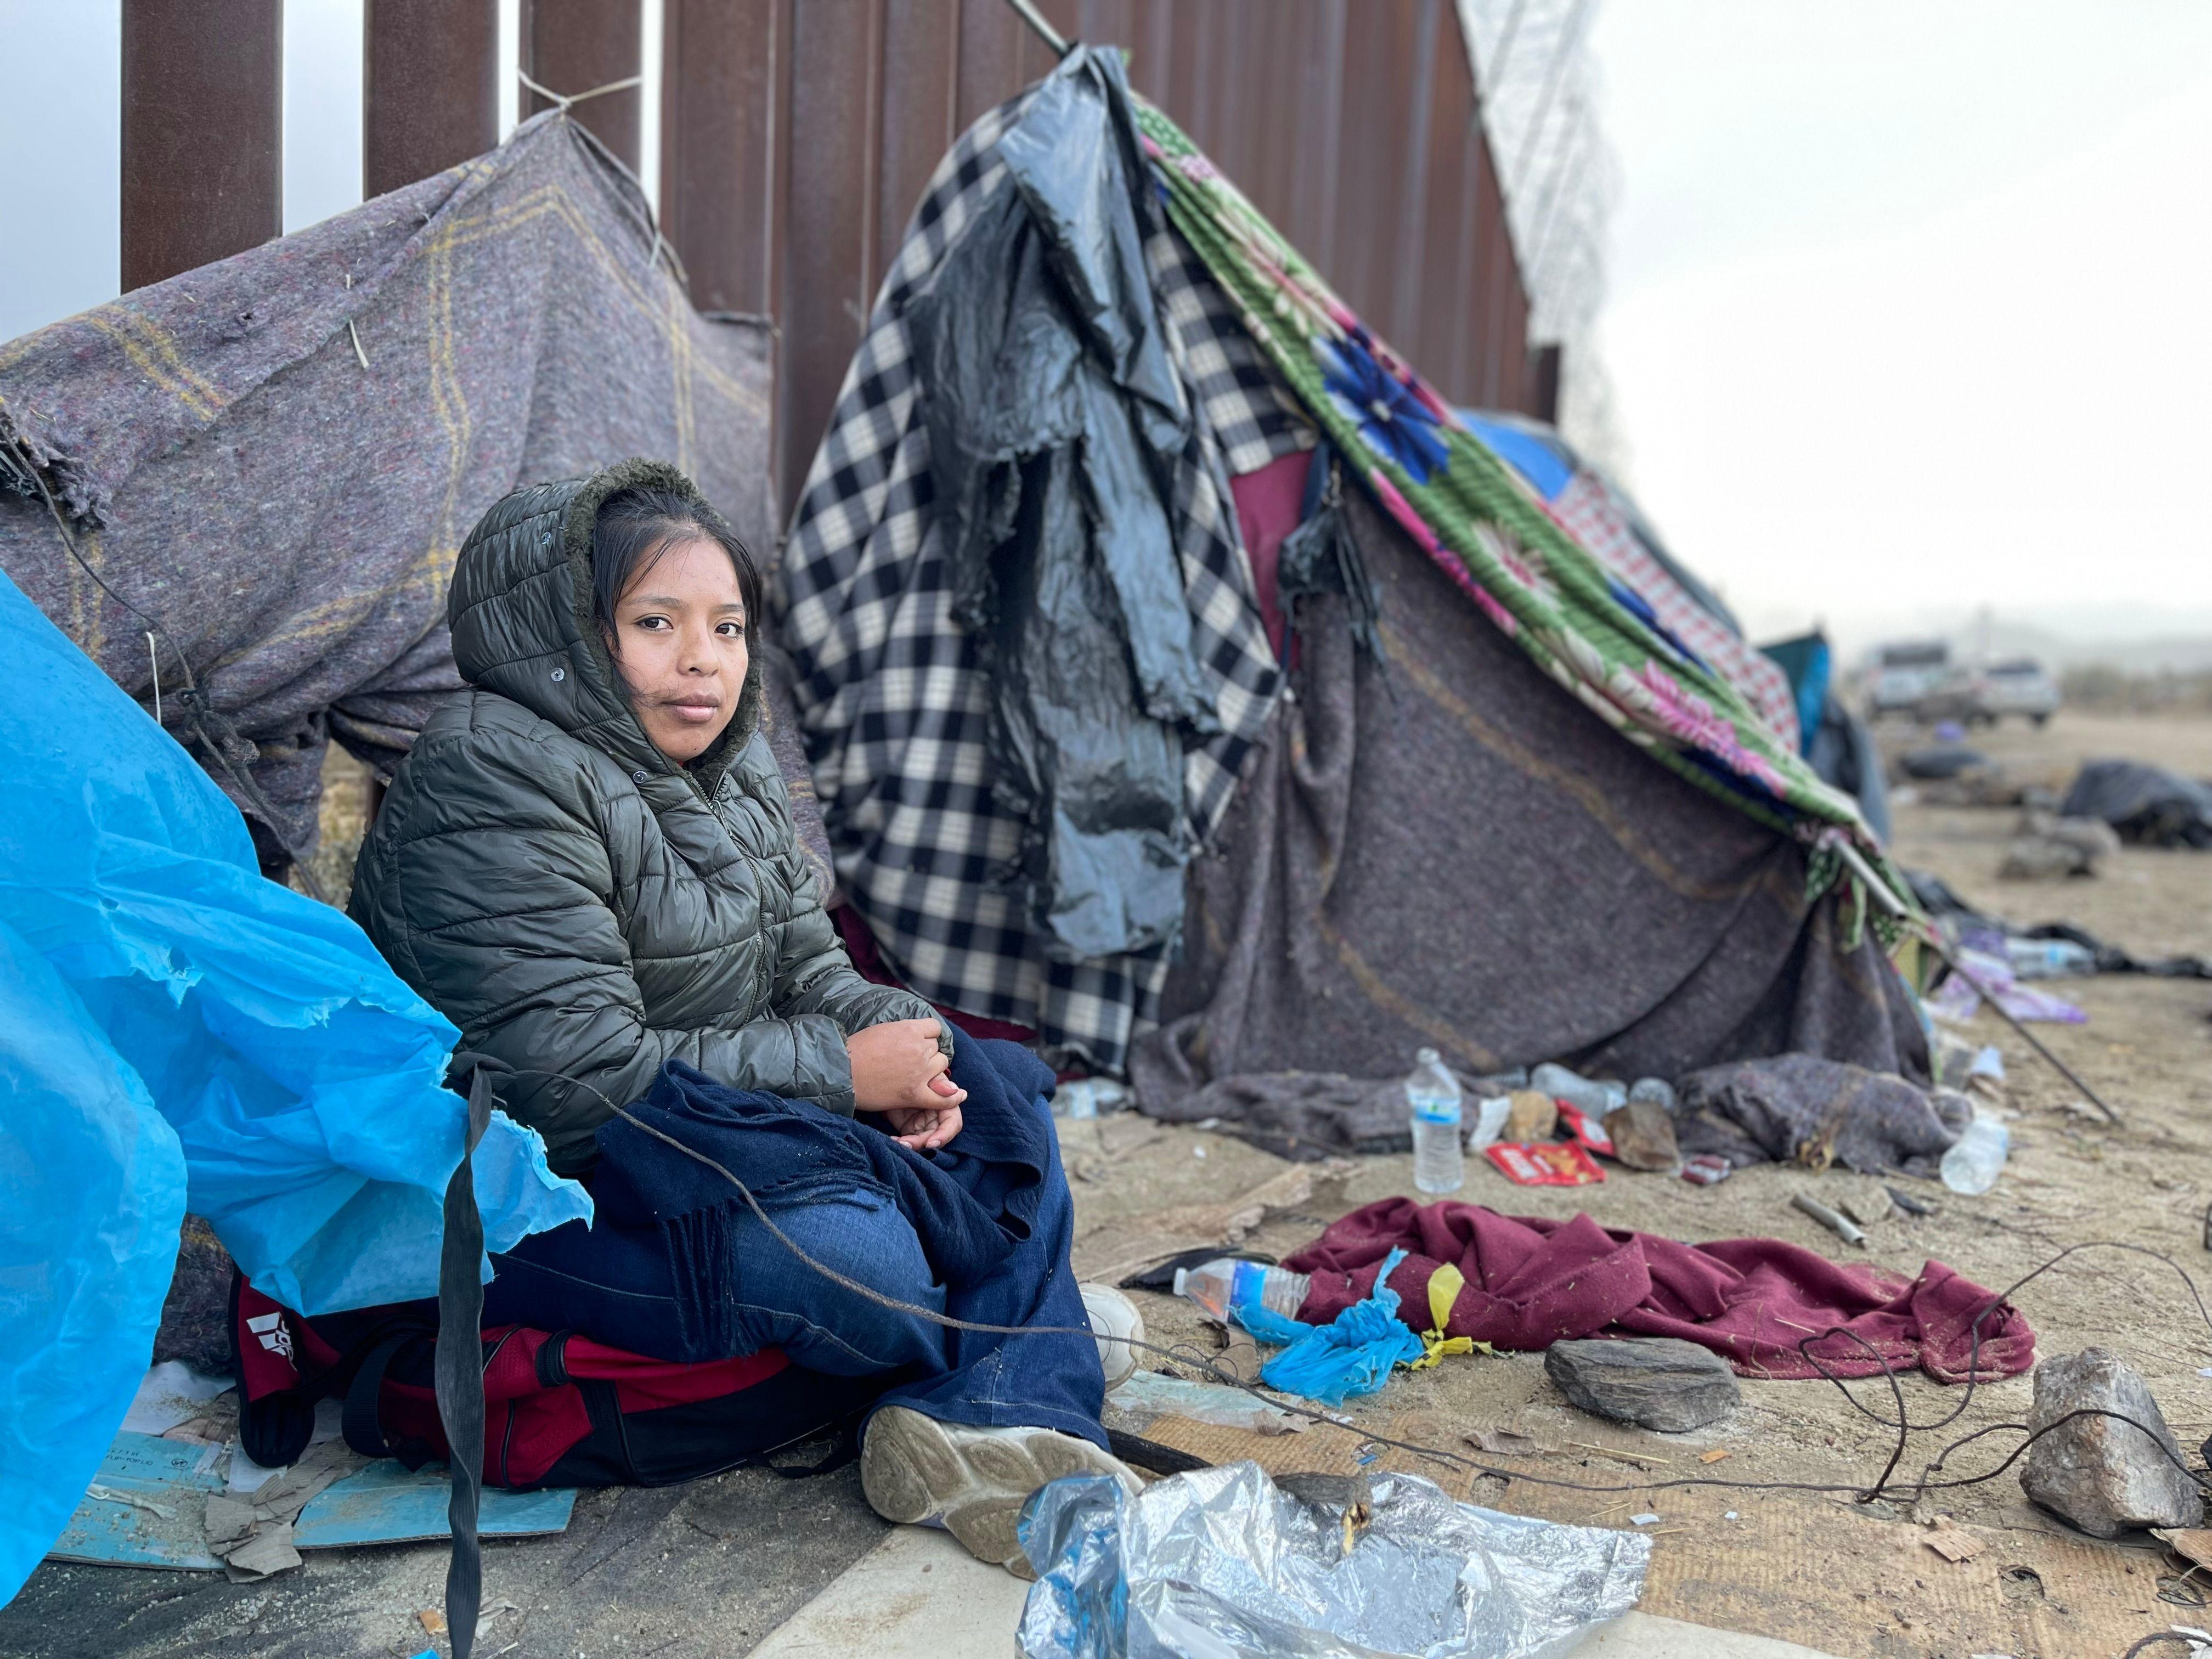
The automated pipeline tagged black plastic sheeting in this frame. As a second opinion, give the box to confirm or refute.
[2061,760,2212,849]
[904,46,1217,962]
[1902,868,2211,979]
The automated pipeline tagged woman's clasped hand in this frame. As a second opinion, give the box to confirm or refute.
[848,1017,967,1150]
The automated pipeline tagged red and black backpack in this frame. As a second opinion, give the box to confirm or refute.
[229,1274,886,1488]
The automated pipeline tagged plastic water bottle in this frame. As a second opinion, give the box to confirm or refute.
[1531,1062,1627,1117]
[1174,1258,1312,1323]
[1940,1112,2011,1196]
[1406,1047,1465,1194]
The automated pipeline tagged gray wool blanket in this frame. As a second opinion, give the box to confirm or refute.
[1131,485,1928,1126]
[0,114,822,874]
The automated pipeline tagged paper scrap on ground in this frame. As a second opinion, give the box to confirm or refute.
[120,1362,234,1437]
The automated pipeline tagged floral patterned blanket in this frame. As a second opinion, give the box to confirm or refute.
[1133,106,1915,938]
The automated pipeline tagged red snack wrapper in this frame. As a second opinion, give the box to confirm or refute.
[1554,1102,1614,1157]
[1485,1141,1607,1186]
[1680,1153,1733,1186]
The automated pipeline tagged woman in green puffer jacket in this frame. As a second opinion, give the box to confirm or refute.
[349,459,1136,1572]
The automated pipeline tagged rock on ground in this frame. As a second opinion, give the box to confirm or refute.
[2020,1347,2204,1538]
[1543,1337,1740,1433]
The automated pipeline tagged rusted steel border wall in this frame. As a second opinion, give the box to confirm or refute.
[120,0,1539,513]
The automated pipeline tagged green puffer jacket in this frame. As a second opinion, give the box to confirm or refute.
[349,459,941,1173]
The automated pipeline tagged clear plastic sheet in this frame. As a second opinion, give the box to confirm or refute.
[1018,1462,1647,1659]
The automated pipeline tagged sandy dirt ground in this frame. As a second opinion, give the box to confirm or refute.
[1072,710,2212,1659]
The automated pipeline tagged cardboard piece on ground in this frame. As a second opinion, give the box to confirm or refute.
[1073,1161,1356,1284]
[47,1432,227,1570]
[292,1461,577,1548]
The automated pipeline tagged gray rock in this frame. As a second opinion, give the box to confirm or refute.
[2020,1347,2203,1537]
[1544,1337,1740,1432]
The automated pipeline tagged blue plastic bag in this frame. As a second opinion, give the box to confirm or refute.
[1234,1247,1426,1407]
[0,570,590,1598]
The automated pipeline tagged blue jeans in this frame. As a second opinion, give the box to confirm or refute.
[484,1053,1108,1449]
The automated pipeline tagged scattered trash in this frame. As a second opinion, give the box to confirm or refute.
[417,1609,448,1637]
[2154,1528,2212,1573]
[1015,1463,1650,1659]
[1939,1111,2011,1197]
[1543,1336,1741,1432]
[1699,1447,1731,1464]
[1791,1193,1868,1249]
[1082,1284,1146,1390]
[1923,1517,1984,1563]
[1680,1154,1732,1186]
[1999,815,2120,882]
[1463,1427,1544,1457]
[1485,1142,1605,1186]
[1120,1246,1276,1293]
[1927,946,2087,1025]
[1601,1099,1681,1172]
[2021,1348,2203,1537]
[1628,1077,1678,1113]
[1235,1248,1426,1406]
[1530,1063,1627,1119]
[120,1362,234,1438]
[1175,1257,1311,1323]
[1723,1510,1739,1521]
[1677,1054,1970,1178]
[1503,1089,1559,1144]
[1886,1183,1938,1217]
[1464,1095,1514,1153]
[1193,1144,1207,1160]
[1056,1078,1130,1119]
[1108,1371,1305,1435]
[2061,759,2212,849]
[1836,1187,1894,1228]
[1406,1047,1465,1195]
[2005,935,2101,978]
[1629,1513,1661,1527]
[1555,1101,1614,1156]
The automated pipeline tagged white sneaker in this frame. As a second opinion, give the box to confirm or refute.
[859,1407,1139,1577]
[1079,1282,1145,1391]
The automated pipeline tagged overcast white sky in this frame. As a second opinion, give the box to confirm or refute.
[5,2,2209,656]
[1587,1,2212,653]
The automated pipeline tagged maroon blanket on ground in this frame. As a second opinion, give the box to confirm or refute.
[1284,1198,2034,1384]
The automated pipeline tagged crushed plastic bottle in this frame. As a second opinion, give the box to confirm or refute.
[1939,1111,2011,1195]
[1406,1047,1465,1194]
[1530,1062,1627,1118]
[1174,1257,1312,1323]
[2005,938,2097,980]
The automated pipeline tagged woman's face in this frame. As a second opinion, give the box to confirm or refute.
[606,534,749,763]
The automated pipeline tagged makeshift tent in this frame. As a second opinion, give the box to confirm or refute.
[1457,413,1892,844]
[0,567,589,1601]
[779,50,1923,1104]
[0,112,817,882]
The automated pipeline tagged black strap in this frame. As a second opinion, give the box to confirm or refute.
[341,1334,419,1459]
[438,1064,494,1659]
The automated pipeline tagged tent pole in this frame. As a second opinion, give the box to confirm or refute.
[1833,839,2121,1126]
[1004,0,1071,59]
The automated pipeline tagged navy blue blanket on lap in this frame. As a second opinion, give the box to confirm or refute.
[591,1037,1059,1290]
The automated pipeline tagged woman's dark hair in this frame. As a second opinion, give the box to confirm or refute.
[590,485,760,645]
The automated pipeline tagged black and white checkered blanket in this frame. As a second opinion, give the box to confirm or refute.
[774,91,1309,1072]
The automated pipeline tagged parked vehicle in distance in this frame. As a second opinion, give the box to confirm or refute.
[1867,640,1951,714]
[1977,657,2062,725]
[1912,657,2062,727]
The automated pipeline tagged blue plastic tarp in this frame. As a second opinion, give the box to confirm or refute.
[0,569,590,1600]
[1458,410,1577,501]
